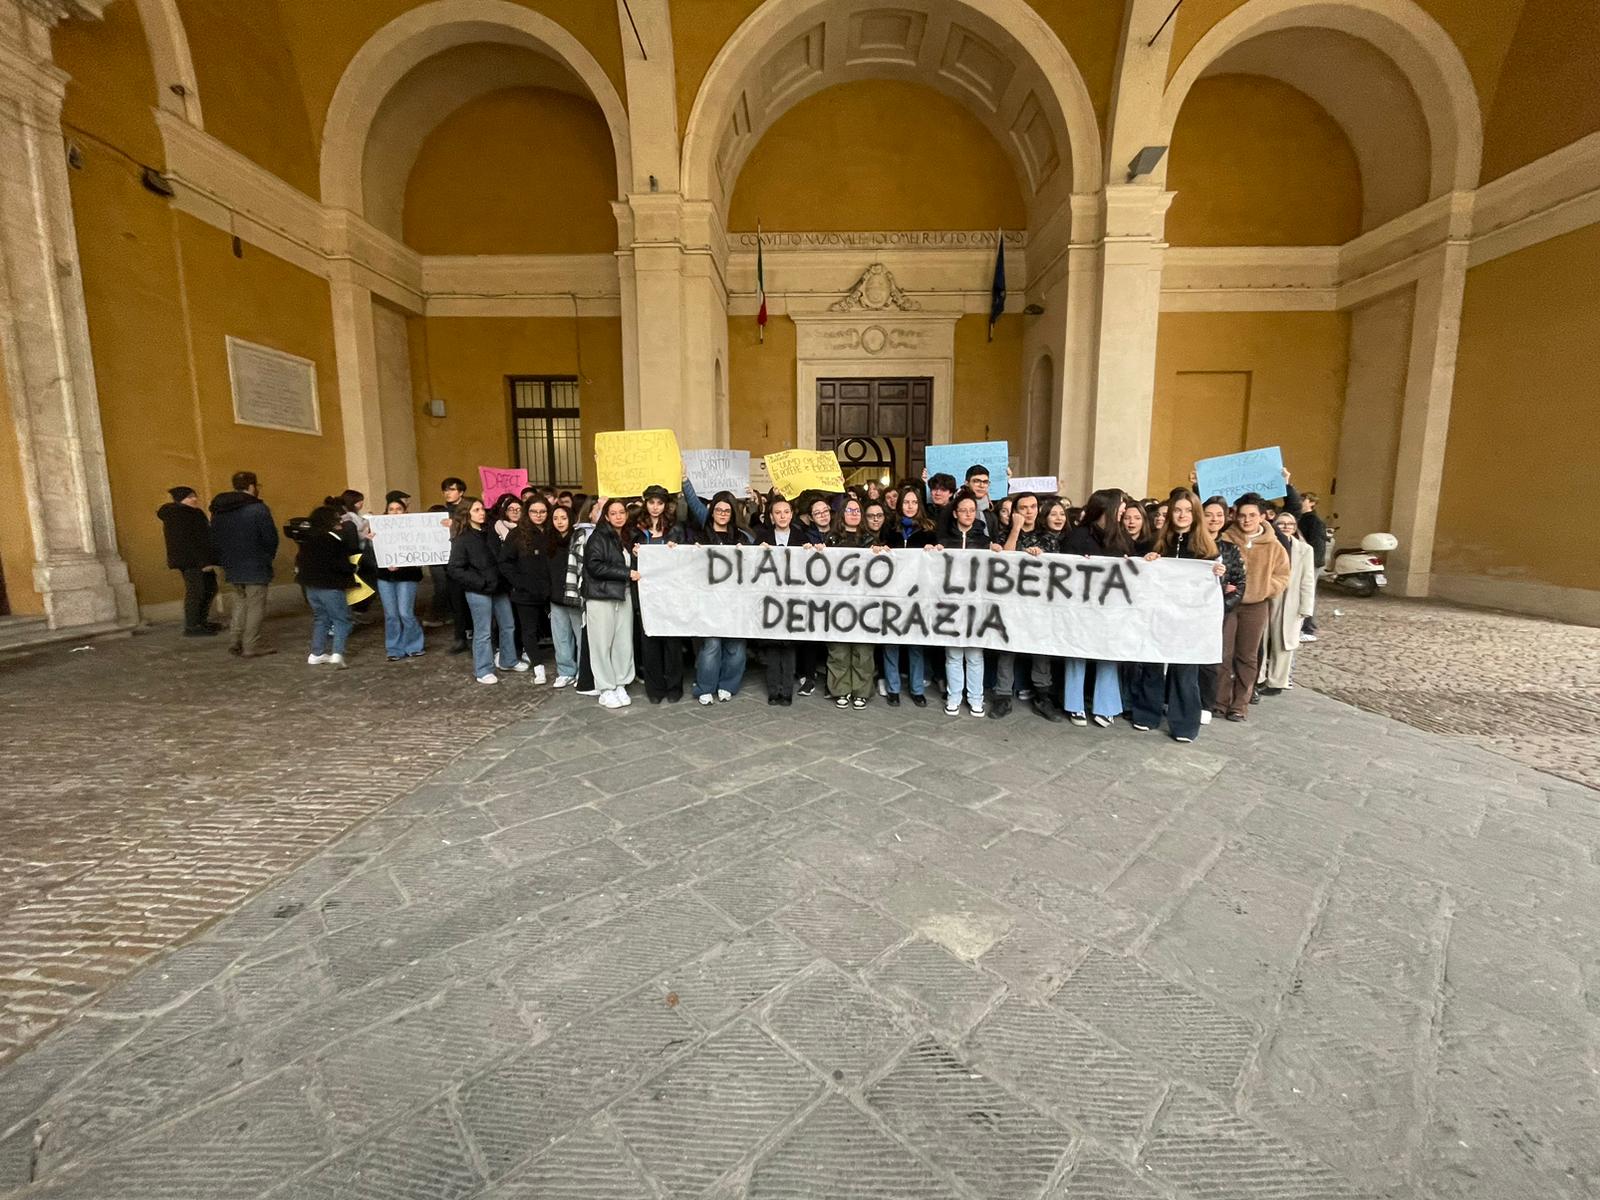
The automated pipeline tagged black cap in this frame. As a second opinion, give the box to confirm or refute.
[642,484,671,501]
[385,489,411,505]
[168,486,196,502]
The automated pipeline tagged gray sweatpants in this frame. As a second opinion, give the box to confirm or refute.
[586,597,636,690]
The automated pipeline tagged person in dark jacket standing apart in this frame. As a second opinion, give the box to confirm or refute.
[448,496,522,685]
[209,471,279,657]
[295,505,356,669]
[583,497,637,709]
[156,486,218,636]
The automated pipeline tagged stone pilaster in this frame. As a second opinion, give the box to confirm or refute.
[0,0,136,627]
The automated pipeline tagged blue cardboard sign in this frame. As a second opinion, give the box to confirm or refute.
[1194,446,1286,505]
[925,440,1010,498]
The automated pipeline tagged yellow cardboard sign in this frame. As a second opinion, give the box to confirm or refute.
[764,449,845,499]
[345,553,374,605]
[595,429,683,497]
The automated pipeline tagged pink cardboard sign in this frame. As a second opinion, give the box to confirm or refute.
[478,466,528,507]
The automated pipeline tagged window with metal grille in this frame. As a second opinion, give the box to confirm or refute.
[509,376,582,488]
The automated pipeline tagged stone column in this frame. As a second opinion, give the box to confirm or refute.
[328,269,386,500]
[1388,205,1471,596]
[0,0,136,628]
[1088,184,1172,497]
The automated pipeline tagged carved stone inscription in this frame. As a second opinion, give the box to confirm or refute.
[226,337,320,435]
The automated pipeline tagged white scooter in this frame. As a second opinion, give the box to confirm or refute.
[1319,528,1398,596]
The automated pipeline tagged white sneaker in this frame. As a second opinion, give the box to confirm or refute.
[1199,710,1213,726]
[1017,687,1034,700]
[533,665,547,684]
[576,686,602,696]
[945,704,961,716]
[876,678,887,697]
[519,652,531,664]
[477,673,499,685]
[329,653,348,670]
[614,687,633,707]
[970,705,985,717]
[552,675,574,689]
[698,693,715,706]
[599,690,621,709]
[716,689,732,703]
[1299,632,1318,643]
[1092,714,1112,728]
[307,653,330,665]
[507,660,531,673]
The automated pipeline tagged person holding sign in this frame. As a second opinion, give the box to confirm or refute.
[1129,489,1226,742]
[934,489,993,716]
[295,505,357,670]
[374,495,425,660]
[824,496,885,710]
[677,489,755,704]
[582,498,638,709]
[1059,489,1136,727]
[498,506,551,685]
[448,497,524,685]
[632,485,685,703]
[1216,492,1289,721]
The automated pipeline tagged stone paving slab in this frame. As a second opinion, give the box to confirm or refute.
[0,601,1597,1197]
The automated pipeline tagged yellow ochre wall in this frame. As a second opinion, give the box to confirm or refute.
[1479,0,1600,182]
[409,317,625,496]
[1166,74,1362,247]
[55,3,347,609]
[1150,311,1351,497]
[0,341,39,614]
[1434,224,1600,593]
[729,80,1027,231]
[403,86,619,254]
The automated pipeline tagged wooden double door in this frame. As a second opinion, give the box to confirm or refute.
[815,377,932,482]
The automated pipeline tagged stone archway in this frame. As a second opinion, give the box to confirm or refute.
[318,0,632,218]
[681,0,1104,218]
[130,0,203,126]
[1159,0,1482,198]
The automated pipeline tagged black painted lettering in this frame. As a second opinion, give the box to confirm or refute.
[837,553,861,587]
[1099,563,1134,606]
[902,604,929,638]
[806,598,832,632]
[1015,559,1042,598]
[941,555,964,595]
[834,603,859,633]
[975,605,1009,643]
[760,596,783,629]
[864,555,895,589]
[1077,562,1105,602]
[783,549,806,586]
[1046,561,1074,602]
[708,548,733,585]
[933,602,959,638]
[752,551,781,586]
[785,599,808,634]
[805,553,832,587]
[985,557,1014,595]
[880,601,903,636]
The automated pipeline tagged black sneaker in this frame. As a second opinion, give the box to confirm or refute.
[835,695,850,709]
[1032,696,1065,722]
[909,693,927,708]
[851,695,866,710]
[886,693,900,707]
[987,695,1012,719]
[182,627,219,638]
[798,677,816,697]
[449,641,469,655]
[767,695,781,706]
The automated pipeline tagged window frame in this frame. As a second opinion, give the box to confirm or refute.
[508,375,582,489]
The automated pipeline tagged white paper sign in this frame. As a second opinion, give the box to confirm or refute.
[368,513,452,568]
[638,545,1221,663]
[683,449,752,497]
[1009,475,1060,495]
[226,336,320,435]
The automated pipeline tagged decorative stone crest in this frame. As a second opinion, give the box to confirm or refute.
[830,263,920,312]
[17,0,110,24]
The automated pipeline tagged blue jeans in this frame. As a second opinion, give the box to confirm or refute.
[944,647,983,708]
[694,638,746,697]
[882,644,926,696]
[1064,658,1123,718]
[465,591,518,679]
[375,577,424,658]
[549,603,580,678]
[306,587,352,656]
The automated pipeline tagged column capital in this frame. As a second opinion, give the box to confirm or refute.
[16,0,109,24]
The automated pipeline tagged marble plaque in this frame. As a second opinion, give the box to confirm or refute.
[226,336,320,435]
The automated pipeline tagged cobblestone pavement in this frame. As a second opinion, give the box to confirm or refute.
[1,602,1597,1199]
[0,616,548,1062]
[1294,596,1600,791]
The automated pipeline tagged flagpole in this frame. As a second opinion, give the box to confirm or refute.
[756,221,765,345]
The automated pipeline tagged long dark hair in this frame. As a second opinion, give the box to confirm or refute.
[635,493,677,535]
[449,496,484,539]
[704,490,740,532]
[546,502,573,551]
[507,504,548,553]
[1081,488,1134,555]
[308,504,344,535]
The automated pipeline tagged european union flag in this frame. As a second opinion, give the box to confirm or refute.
[988,231,1006,342]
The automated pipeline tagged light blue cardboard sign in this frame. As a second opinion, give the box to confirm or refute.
[925,440,1010,498]
[1195,446,1286,505]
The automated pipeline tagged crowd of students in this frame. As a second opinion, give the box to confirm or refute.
[160,463,1323,742]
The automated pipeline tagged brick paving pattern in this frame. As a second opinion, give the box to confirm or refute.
[0,600,1596,1198]
[1295,596,1600,790]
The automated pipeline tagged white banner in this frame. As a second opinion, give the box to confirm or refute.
[637,545,1221,663]
[1009,475,1060,495]
[682,449,752,497]
[369,513,452,567]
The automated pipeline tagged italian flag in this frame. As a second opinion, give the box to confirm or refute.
[756,222,767,343]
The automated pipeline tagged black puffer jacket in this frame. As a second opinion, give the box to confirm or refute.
[498,529,550,605]
[447,527,503,595]
[582,526,632,602]
[938,523,992,551]
[156,502,214,569]
[295,531,358,590]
